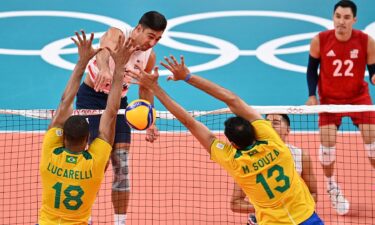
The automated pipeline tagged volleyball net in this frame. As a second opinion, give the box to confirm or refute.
[0,105,374,225]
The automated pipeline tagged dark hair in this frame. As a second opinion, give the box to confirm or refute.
[224,116,255,149]
[138,11,167,31]
[63,115,89,145]
[334,0,357,17]
[265,114,290,127]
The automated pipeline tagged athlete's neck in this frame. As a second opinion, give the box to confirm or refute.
[335,30,352,42]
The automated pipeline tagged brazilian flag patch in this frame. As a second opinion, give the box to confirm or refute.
[66,155,78,164]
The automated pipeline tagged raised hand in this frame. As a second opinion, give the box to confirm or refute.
[160,55,191,81]
[71,30,101,64]
[94,69,112,93]
[127,65,160,90]
[107,36,139,67]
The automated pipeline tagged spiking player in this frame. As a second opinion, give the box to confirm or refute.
[38,31,137,225]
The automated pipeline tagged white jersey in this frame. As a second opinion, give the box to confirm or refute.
[87,27,152,97]
[286,143,303,175]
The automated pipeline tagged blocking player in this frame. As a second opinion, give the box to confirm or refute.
[38,31,137,225]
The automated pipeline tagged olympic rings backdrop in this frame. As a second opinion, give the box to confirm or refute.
[1,0,375,112]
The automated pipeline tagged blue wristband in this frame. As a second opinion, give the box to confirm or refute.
[184,73,192,82]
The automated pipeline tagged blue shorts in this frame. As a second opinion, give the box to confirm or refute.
[299,212,324,225]
[76,82,131,144]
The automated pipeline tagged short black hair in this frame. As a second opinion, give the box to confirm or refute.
[334,0,357,17]
[138,11,167,31]
[63,115,89,145]
[224,116,255,149]
[265,114,290,127]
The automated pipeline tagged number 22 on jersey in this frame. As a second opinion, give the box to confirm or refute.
[333,59,354,77]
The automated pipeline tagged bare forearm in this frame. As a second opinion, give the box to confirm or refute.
[187,75,261,121]
[60,60,87,107]
[96,49,111,71]
[187,75,236,104]
[230,199,255,214]
[106,66,123,112]
[139,86,154,104]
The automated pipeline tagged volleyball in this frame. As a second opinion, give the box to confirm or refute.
[125,99,156,130]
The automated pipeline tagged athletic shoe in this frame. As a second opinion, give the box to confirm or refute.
[327,182,350,215]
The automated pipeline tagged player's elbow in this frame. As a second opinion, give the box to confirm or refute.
[229,198,237,212]
[101,27,124,49]
[229,198,241,213]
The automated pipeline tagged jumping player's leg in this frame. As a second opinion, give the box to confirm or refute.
[77,83,132,224]
[111,114,132,225]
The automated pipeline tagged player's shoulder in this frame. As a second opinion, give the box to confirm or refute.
[88,137,112,154]
[44,127,63,139]
[318,29,335,40]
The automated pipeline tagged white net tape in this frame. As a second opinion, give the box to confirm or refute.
[0,105,375,119]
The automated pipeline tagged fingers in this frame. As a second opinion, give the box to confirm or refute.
[160,61,172,71]
[126,70,140,80]
[94,75,103,92]
[71,37,79,46]
[180,55,185,67]
[75,31,83,43]
[88,32,94,46]
[81,30,86,42]
[164,56,173,67]
[153,66,159,77]
[170,55,178,66]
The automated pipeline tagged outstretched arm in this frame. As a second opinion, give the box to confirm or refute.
[97,36,139,145]
[49,31,101,129]
[161,56,262,122]
[140,51,159,143]
[301,150,318,202]
[127,66,216,154]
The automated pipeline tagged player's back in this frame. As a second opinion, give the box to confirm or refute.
[319,29,368,100]
[211,120,315,225]
[39,127,111,225]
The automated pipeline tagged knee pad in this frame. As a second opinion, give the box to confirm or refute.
[111,149,130,191]
[319,145,336,166]
[364,142,375,159]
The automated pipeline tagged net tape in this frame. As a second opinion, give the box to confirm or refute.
[0,105,374,119]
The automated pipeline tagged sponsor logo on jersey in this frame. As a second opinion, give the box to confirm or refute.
[350,49,359,59]
[326,50,336,57]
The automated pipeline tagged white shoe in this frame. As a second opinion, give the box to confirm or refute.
[327,182,350,215]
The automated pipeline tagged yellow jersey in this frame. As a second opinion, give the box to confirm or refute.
[211,120,315,225]
[38,127,112,225]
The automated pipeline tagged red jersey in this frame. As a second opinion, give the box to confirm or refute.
[318,29,369,102]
